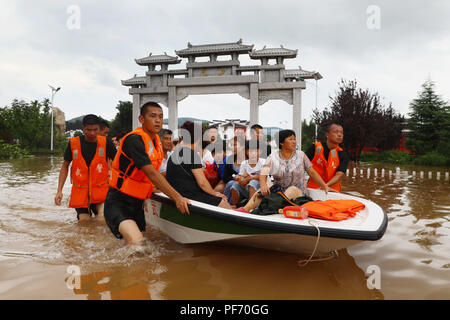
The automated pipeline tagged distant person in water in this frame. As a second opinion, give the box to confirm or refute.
[104,102,190,245]
[98,119,110,137]
[54,114,117,222]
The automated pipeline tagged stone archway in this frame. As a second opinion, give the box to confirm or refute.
[122,39,322,147]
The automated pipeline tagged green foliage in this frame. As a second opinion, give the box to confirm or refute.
[66,119,83,131]
[0,99,58,150]
[360,150,449,167]
[0,140,31,159]
[313,79,405,161]
[360,150,412,165]
[301,119,316,151]
[110,101,133,137]
[413,151,450,167]
[407,80,450,157]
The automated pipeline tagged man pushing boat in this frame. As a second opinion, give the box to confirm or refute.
[104,101,190,245]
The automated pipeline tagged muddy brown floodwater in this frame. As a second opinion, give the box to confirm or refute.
[0,156,448,299]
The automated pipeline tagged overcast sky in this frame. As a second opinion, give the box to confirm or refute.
[1,0,449,129]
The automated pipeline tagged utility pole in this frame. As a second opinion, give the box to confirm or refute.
[49,85,61,150]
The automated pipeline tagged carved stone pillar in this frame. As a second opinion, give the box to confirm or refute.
[168,86,178,133]
[292,88,302,148]
[132,94,141,130]
[249,83,259,126]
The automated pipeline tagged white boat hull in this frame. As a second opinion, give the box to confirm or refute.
[144,189,387,256]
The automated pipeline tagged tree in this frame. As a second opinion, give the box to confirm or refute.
[407,80,450,157]
[313,79,404,160]
[110,101,132,137]
[301,119,316,151]
[0,99,55,150]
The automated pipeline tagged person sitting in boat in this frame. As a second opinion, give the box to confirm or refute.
[166,121,232,209]
[228,140,266,207]
[205,125,219,144]
[305,123,349,192]
[249,124,271,159]
[205,139,228,193]
[158,129,174,177]
[201,139,220,189]
[222,135,246,205]
[235,129,330,213]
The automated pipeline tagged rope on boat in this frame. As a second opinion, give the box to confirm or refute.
[297,219,339,267]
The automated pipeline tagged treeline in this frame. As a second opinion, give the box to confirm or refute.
[0,99,65,159]
[0,99,133,159]
[313,79,449,167]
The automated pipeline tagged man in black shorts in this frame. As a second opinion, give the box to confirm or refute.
[105,102,190,245]
[55,115,116,221]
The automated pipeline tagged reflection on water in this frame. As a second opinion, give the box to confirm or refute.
[0,157,448,299]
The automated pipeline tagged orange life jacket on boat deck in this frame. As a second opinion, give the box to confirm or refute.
[109,127,163,200]
[69,136,109,208]
[307,141,343,192]
[300,199,365,221]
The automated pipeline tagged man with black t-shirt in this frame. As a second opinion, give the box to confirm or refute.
[104,102,190,246]
[305,123,349,192]
[54,114,116,221]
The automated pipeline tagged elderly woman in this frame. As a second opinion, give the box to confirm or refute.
[235,129,330,213]
[166,121,232,209]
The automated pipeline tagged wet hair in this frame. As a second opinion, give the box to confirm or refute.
[277,129,296,148]
[179,121,203,144]
[82,114,100,126]
[202,140,210,149]
[159,129,173,138]
[326,123,343,132]
[115,132,126,140]
[140,101,162,116]
[99,119,110,129]
[250,124,263,131]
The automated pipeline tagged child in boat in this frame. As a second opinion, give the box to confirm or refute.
[229,140,266,206]
[222,136,246,204]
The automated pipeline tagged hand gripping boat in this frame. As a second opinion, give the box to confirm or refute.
[144,189,388,256]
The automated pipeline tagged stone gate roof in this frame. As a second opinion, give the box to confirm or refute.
[284,67,322,80]
[250,46,298,59]
[175,39,254,57]
[135,53,181,65]
[121,75,146,86]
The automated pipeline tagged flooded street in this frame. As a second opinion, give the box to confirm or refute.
[0,156,448,300]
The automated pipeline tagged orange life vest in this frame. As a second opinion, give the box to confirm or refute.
[69,136,109,208]
[109,127,163,200]
[300,199,365,221]
[307,141,343,192]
